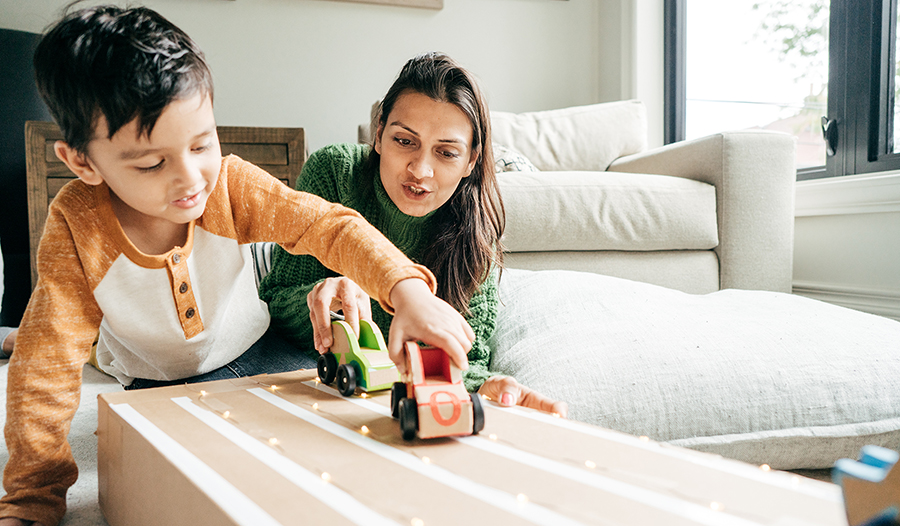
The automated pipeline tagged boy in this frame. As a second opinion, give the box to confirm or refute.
[0,6,474,525]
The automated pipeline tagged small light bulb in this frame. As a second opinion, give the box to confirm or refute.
[585,460,596,469]
[489,434,498,441]
[199,390,207,397]
[552,412,561,418]
[360,392,368,399]
[710,502,723,511]
[516,493,528,504]
[321,472,331,483]
[268,437,279,446]
[270,385,278,391]
[759,464,771,472]
[312,403,319,410]
[222,411,230,419]
[411,518,424,526]
[639,435,650,442]
[482,395,492,401]
[360,425,369,434]
[421,456,431,464]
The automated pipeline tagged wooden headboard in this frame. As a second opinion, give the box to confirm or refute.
[24,121,306,288]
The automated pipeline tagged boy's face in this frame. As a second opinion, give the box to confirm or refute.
[62,93,221,230]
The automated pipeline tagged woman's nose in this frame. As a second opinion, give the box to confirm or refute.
[408,152,434,179]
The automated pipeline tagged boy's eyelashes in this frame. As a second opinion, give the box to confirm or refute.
[134,144,213,172]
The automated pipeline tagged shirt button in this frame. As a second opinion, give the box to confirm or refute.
[172,253,182,264]
[185,307,195,319]
[179,282,188,294]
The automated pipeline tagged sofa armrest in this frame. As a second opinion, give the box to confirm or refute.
[609,130,796,293]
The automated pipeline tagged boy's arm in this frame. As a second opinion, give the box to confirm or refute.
[1,206,103,526]
[222,155,437,314]
[257,147,344,348]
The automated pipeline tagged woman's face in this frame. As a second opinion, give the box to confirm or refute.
[375,91,478,217]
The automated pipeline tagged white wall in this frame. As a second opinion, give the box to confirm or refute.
[794,174,900,320]
[1,0,620,153]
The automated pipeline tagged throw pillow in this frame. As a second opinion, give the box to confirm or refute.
[494,144,538,173]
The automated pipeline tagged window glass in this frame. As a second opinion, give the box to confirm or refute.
[686,0,829,169]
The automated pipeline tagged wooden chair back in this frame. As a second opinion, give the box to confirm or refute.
[24,121,305,288]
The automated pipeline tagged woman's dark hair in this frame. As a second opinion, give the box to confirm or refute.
[34,4,214,153]
[365,52,505,314]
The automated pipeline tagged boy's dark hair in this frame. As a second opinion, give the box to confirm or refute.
[34,5,214,153]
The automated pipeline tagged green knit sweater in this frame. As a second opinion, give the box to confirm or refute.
[259,143,499,392]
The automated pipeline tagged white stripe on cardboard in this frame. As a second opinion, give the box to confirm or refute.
[301,381,764,525]
[248,387,584,526]
[170,397,400,526]
[304,381,837,504]
[109,403,282,526]
[504,407,842,503]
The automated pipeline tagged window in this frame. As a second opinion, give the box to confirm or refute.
[666,0,900,180]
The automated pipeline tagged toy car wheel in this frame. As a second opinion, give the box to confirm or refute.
[390,382,405,419]
[317,352,338,385]
[470,392,485,435]
[337,363,357,397]
[398,397,418,440]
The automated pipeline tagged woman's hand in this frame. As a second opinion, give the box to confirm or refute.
[387,278,475,375]
[307,277,372,354]
[478,376,568,418]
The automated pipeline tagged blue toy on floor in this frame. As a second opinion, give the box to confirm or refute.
[834,445,900,526]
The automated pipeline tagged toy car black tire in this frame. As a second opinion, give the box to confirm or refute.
[398,397,418,441]
[337,363,357,397]
[390,382,405,419]
[470,392,485,435]
[317,352,338,385]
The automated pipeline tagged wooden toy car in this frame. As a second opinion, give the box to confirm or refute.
[390,341,484,440]
[833,445,900,525]
[317,319,399,397]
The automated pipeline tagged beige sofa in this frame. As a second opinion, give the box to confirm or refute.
[489,100,796,294]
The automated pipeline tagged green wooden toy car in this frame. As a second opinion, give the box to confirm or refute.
[317,319,399,397]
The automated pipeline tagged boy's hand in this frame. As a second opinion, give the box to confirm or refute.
[387,278,475,375]
[0,518,45,526]
[478,375,569,418]
[307,277,373,354]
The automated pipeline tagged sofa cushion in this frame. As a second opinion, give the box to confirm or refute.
[491,100,647,172]
[488,268,900,470]
[498,170,718,252]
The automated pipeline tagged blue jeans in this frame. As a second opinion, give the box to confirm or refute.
[125,329,317,390]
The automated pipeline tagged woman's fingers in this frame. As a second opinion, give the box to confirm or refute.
[478,376,568,418]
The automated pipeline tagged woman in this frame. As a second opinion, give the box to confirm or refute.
[259,52,566,416]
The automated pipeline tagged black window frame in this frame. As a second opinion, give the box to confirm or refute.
[665,0,900,181]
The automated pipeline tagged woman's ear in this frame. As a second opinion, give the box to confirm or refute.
[464,146,480,178]
[54,141,103,185]
[373,125,385,155]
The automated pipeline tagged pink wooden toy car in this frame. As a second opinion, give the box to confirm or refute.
[390,341,484,440]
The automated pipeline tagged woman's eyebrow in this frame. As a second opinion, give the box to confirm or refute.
[389,121,466,145]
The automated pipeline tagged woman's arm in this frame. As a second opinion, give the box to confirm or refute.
[461,267,500,392]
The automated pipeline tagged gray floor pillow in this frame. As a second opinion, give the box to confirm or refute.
[488,268,900,469]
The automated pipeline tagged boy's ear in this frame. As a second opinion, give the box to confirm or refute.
[54,141,103,185]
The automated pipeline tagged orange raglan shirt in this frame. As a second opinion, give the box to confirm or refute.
[1,155,436,526]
